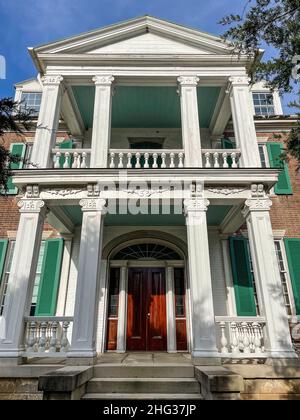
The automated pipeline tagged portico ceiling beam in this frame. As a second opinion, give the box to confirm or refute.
[209,86,231,137]
[60,86,85,137]
[220,205,245,234]
[46,206,75,234]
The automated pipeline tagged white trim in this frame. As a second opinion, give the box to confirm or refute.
[166,266,177,353]
[116,265,128,353]
[221,238,237,316]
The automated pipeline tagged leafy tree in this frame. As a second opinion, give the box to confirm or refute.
[220,0,300,166]
[0,98,34,194]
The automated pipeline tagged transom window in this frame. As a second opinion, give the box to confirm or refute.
[112,243,181,260]
[252,92,275,116]
[20,92,42,115]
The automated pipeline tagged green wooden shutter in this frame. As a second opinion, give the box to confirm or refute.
[59,139,74,167]
[35,238,64,316]
[221,137,234,149]
[266,142,293,195]
[284,238,300,315]
[0,239,8,286]
[229,237,257,316]
[6,143,26,195]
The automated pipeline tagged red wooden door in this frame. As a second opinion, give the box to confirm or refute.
[127,267,167,351]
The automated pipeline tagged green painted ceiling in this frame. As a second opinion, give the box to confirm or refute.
[72,86,221,129]
[62,204,232,227]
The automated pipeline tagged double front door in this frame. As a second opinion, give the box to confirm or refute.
[126,267,167,351]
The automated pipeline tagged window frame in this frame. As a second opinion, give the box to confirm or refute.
[19,92,42,116]
[252,91,275,116]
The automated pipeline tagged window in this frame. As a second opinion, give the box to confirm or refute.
[108,268,120,317]
[20,92,42,115]
[23,142,33,168]
[0,241,45,316]
[246,241,260,315]
[252,92,275,116]
[274,239,294,316]
[174,268,185,317]
[258,144,269,168]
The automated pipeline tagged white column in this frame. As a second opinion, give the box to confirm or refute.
[117,264,127,353]
[184,198,219,359]
[90,75,114,168]
[56,235,73,316]
[68,198,107,360]
[177,76,202,167]
[228,76,261,167]
[220,236,237,316]
[166,265,177,353]
[30,75,64,168]
[0,199,46,358]
[243,185,297,358]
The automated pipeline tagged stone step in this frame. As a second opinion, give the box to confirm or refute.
[82,392,203,400]
[93,364,195,378]
[86,377,200,394]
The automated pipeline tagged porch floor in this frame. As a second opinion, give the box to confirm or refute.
[97,352,192,365]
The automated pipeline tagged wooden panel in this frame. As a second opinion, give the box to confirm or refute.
[106,268,120,351]
[174,268,187,351]
[147,268,167,351]
[106,319,118,350]
[176,320,187,351]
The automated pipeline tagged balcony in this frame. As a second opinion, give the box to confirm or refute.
[52,148,242,169]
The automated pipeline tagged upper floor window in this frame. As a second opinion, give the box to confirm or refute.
[252,92,275,116]
[20,92,42,116]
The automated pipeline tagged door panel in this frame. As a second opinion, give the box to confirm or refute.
[127,267,167,351]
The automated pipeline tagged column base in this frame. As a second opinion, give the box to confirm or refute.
[67,349,97,365]
[192,350,222,366]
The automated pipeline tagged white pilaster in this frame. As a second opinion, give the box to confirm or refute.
[166,265,177,353]
[56,236,73,316]
[228,76,261,167]
[243,185,297,358]
[68,198,107,359]
[177,76,202,167]
[30,75,64,168]
[116,265,127,353]
[184,198,219,359]
[0,199,47,358]
[90,75,114,168]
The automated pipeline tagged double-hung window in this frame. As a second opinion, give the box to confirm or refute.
[20,92,42,116]
[253,92,275,116]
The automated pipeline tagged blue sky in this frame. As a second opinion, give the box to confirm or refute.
[0,0,297,112]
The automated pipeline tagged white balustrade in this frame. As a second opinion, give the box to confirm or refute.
[52,149,90,169]
[202,149,241,168]
[215,317,266,357]
[108,149,185,169]
[23,317,73,356]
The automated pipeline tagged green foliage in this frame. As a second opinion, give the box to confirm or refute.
[0,98,34,193]
[220,0,300,165]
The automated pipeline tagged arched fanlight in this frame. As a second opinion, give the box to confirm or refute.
[112,243,182,260]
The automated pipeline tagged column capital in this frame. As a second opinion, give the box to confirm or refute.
[184,198,210,214]
[92,75,115,86]
[17,199,47,214]
[42,75,64,86]
[242,183,272,216]
[79,198,107,213]
[228,75,251,88]
[177,75,199,87]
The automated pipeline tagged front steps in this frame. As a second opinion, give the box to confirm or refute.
[82,364,202,400]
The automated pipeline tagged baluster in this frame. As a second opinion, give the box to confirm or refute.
[109,152,115,168]
[242,322,251,353]
[219,322,229,353]
[231,152,238,168]
[222,152,229,168]
[72,152,78,168]
[161,153,166,168]
[77,153,82,169]
[135,152,141,168]
[237,323,244,352]
[152,153,158,168]
[213,152,220,168]
[253,322,262,354]
[61,322,70,352]
[126,153,132,168]
[144,152,150,168]
[230,322,239,354]
[38,322,48,352]
[178,152,184,168]
[170,153,175,168]
[81,152,87,169]
[54,152,61,168]
[27,322,37,352]
[49,322,59,353]
[118,152,124,168]
[63,152,70,168]
[204,152,211,168]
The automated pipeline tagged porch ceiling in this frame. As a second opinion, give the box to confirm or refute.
[61,204,232,227]
[71,85,221,129]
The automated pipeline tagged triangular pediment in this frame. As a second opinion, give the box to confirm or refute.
[32,16,231,56]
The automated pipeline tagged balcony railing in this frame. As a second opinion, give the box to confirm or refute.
[51,148,242,169]
[22,316,73,357]
[215,316,267,357]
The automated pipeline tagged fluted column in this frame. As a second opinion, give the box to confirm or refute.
[90,75,114,168]
[30,75,64,168]
[68,198,107,360]
[184,197,219,360]
[228,76,261,167]
[0,199,47,359]
[177,76,202,167]
[243,185,297,358]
